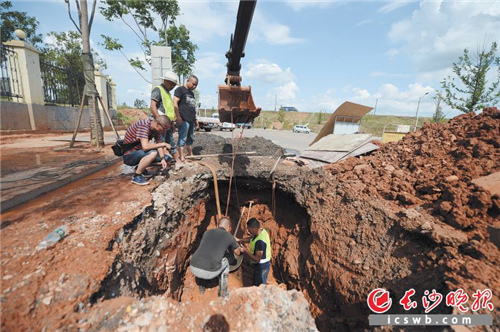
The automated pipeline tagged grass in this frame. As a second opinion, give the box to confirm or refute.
[251,110,434,136]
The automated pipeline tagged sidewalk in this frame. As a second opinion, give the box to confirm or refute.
[0,131,125,212]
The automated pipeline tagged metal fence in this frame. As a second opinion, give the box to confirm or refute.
[40,61,85,107]
[0,44,23,101]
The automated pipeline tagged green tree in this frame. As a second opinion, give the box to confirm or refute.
[278,106,285,122]
[431,92,447,123]
[133,99,147,109]
[0,1,43,45]
[100,0,198,83]
[41,31,106,70]
[441,42,500,113]
[317,110,326,124]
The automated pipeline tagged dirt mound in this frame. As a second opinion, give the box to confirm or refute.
[193,133,284,156]
[303,107,500,328]
[326,107,500,231]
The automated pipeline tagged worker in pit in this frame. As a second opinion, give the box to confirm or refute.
[238,218,272,286]
[189,217,243,297]
[150,70,181,165]
[122,116,172,186]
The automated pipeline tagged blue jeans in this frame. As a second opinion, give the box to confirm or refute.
[163,127,176,155]
[123,149,171,167]
[253,261,270,286]
[177,121,195,147]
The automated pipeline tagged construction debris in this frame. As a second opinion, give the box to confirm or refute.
[300,133,379,165]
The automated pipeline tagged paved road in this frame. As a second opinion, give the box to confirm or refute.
[207,128,317,154]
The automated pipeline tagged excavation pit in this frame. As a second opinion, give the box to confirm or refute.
[93,177,314,306]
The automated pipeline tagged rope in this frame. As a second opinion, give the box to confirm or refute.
[224,111,246,217]
[272,175,276,218]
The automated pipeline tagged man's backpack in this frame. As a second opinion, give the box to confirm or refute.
[111,140,140,156]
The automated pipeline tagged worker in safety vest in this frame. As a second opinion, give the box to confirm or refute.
[150,70,182,164]
[238,218,271,286]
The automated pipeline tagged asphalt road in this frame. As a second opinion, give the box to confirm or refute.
[207,128,318,154]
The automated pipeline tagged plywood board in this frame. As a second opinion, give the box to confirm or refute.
[300,142,378,164]
[307,134,372,152]
[310,101,373,146]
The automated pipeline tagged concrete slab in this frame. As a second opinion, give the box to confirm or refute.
[1,155,120,212]
[0,131,123,212]
[306,134,373,152]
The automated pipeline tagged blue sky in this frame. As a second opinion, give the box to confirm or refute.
[9,0,500,117]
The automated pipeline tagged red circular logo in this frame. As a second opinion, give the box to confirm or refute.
[367,288,392,313]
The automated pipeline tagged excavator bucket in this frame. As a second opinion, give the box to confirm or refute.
[218,84,261,124]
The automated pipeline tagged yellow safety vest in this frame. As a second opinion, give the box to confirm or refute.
[250,229,271,264]
[154,85,175,120]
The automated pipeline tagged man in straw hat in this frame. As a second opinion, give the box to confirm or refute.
[150,70,181,164]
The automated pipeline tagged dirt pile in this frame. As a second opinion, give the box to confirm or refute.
[303,107,500,329]
[327,107,500,232]
[193,133,284,156]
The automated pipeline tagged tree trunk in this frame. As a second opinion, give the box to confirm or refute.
[80,0,104,147]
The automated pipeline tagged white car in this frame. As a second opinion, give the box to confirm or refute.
[219,122,236,131]
[293,125,311,133]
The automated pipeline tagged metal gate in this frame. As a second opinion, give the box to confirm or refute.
[0,44,23,101]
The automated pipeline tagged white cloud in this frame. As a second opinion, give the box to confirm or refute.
[378,1,413,14]
[386,48,400,59]
[251,10,306,45]
[355,19,375,28]
[388,0,500,80]
[243,61,295,84]
[177,1,305,45]
[262,24,306,45]
[268,81,299,103]
[193,52,226,80]
[176,1,237,43]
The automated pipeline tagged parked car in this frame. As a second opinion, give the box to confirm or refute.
[219,122,236,131]
[283,106,298,112]
[197,113,220,132]
[293,125,310,133]
[235,122,253,129]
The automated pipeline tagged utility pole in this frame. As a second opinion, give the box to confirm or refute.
[414,92,429,132]
[274,94,277,112]
[374,98,378,115]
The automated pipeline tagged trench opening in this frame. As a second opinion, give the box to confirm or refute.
[93,176,330,327]
[152,178,313,301]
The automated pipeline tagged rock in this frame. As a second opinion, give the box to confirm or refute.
[134,312,153,326]
[445,175,459,183]
[384,164,396,172]
[2,275,13,280]
[400,211,468,247]
[353,259,363,265]
[42,296,53,305]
